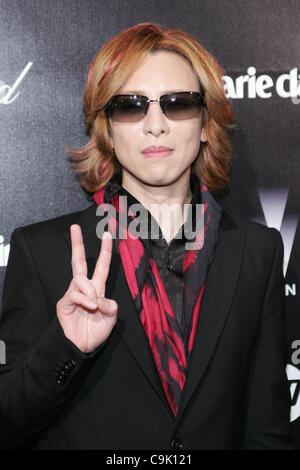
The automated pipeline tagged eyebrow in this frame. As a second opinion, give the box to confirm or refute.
[120,89,190,95]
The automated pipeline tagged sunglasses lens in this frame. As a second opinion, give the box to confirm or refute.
[162,93,203,120]
[106,96,145,123]
[105,92,204,122]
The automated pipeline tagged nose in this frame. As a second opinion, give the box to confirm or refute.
[142,99,169,136]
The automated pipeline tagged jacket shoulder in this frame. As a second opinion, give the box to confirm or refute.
[11,203,95,243]
[221,209,282,243]
[233,218,283,255]
[241,219,282,242]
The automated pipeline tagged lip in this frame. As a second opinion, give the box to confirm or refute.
[142,145,173,153]
[142,145,173,158]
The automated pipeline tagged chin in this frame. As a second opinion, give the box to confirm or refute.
[132,167,183,188]
[146,174,178,187]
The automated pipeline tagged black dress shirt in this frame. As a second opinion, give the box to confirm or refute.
[117,173,201,333]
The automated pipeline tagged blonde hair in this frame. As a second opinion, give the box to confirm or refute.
[66,22,235,195]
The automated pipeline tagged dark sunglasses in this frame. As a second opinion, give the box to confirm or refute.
[99,91,205,123]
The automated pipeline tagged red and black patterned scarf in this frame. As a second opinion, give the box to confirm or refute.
[93,172,222,416]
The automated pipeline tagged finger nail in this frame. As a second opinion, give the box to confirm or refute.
[103,231,112,239]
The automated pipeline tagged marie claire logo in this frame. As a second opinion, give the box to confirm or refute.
[95,198,205,250]
[223,66,300,102]
[0,62,33,105]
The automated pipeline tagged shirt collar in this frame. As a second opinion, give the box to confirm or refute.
[104,171,202,244]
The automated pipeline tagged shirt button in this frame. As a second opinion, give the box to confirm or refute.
[167,263,173,270]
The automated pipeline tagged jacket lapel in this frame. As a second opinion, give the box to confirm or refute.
[175,213,246,423]
[63,202,246,421]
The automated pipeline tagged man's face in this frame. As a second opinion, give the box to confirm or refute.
[107,50,207,187]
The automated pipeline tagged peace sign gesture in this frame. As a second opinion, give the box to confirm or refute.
[56,224,118,353]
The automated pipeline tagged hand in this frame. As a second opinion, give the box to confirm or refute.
[56,224,118,353]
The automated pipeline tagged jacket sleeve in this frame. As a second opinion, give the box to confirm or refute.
[0,227,107,449]
[241,228,293,450]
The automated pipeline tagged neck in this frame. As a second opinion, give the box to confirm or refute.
[121,169,193,243]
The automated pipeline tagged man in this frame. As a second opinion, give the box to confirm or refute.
[0,23,292,449]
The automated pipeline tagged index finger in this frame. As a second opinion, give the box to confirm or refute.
[70,224,88,277]
[92,231,113,297]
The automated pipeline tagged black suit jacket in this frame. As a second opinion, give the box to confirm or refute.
[0,202,293,449]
